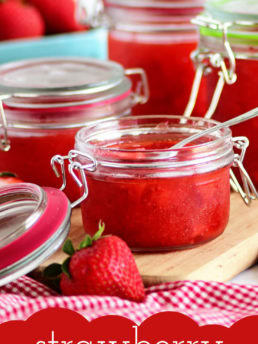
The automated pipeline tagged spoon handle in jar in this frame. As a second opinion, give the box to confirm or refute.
[172,108,258,149]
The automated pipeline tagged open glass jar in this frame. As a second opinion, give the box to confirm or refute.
[184,0,258,187]
[0,57,148,201]
[52,115,256,252]
[79,0,206,116]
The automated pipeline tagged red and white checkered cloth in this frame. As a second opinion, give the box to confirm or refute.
[0,276,257,326]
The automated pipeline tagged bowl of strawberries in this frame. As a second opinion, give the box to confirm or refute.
[0,0,107,62]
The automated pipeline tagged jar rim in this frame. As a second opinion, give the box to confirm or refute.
[75,115,233,173]
[3,81,132,110]
[104,0,205,9]
[104,0,204,32]
[196,14,258,46]
[76,115,232,152]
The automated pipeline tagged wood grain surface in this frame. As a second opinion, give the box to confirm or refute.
[45,193,258,286]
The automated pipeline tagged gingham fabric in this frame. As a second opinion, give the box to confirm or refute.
[0,276,257,325]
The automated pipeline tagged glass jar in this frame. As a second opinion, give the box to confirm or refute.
[51,115,256,252]
[0,57,148,201]
[82,0,206,116]
[184,0,258,187]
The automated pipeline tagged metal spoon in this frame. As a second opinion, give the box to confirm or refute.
[172,108,258,149]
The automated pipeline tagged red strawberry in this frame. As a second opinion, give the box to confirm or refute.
[0,1,45,41]
[46,223,145,302]
[28,0,86,34]
[0,172,23,186]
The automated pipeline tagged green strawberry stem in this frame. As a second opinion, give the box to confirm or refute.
[92,221,105,241]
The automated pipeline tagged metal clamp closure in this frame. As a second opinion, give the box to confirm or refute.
[184,19,237,119]
[125,68,149,105]
[51,150,97,208]
[76,0,107,27]
[230,137,258,206]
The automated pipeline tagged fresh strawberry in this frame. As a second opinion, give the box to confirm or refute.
[0,172,23,186]
[28,0,86,34]
[0,1,45,41]
[45,223,145,302]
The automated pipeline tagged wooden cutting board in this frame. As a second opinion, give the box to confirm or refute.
[45,193,258,286]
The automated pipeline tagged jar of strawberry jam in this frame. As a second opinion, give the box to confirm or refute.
[184,0,258,188]
[0,57,148,201]
[52,115,256,251]
[79,0,206,116]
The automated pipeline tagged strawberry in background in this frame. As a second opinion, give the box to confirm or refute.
[28,0,86,34]
[0,0,45,41]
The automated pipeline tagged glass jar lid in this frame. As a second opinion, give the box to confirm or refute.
[198,0,258,46]
[206,0,258,21]
[0,57,132,108]
[0,183,71,286]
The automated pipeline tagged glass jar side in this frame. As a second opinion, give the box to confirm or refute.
[0,78,139,202]
[73,115,234,251]
[81,165,231,251]
[108,29,206,116]
[104,1,206,116]
[191,28,258,187]
[0,126,80,202]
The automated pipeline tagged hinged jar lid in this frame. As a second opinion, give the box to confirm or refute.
[206,0,258,22]
[0,57,132,108]
[196,0,258,47]
[0,183,71,286]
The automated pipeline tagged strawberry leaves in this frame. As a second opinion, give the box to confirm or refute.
[43,263,62,293]
[63,239,75,256]
[0,172,17,178]
[44,263,62,278]
[62,239,75,279]
[43,221,106,291]
[61,258,71,279]
[60,221,106,279]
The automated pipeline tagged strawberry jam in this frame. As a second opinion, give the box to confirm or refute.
[0,126,79,201]
[108,33,205,116]
[0,57,144,202]
[105,0,206,116]
[75,116,234,251]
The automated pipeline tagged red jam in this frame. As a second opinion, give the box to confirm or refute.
[79,132,231,251]
[0,57,139,201]
[109,32,207,116]
[0,126,79,201]
[207,58,258,187]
